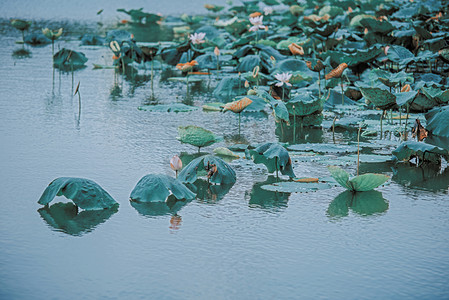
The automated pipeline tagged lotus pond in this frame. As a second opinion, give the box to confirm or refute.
[1,0,449,299]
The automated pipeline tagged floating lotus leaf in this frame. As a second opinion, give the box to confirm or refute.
[328,166,390,192]
[392,141,449,164]
[286,93,324,117]
[53,48,88,69]
[287,143,358,154]
[167,77,203,83]
[359,87,396,110]
[249,143,296,178]
[138,103,198,112]
[425,106,449,137]
[337,154,393,164]
[130,174,195,203]
[177,125,223,149]
[328,190,388,217]
[178,155,236,185]
[38,177,118,210]
[38,202,118,236]
[360,18,395,34]
[261,181,331,193]
[249,176,290,210]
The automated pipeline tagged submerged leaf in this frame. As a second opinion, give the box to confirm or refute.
[38,177,118,210]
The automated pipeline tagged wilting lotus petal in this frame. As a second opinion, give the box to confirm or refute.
[288,43,304,55]
[325,63,348,80]
[176,60,198,72]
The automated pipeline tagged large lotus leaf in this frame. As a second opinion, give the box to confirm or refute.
[359,87,396,110]
[343,47,383,66]
[422,87,449,104]
[249,143,295,178]
[256,45,287,62]
[372,69,414,87]
[213,76,247,101]
[261,181,331,193]
[350,14,377,28]
[328,190,388,217]
[195,53,218,70]
[319,5,344,17]
[38,202,118,236]
[328,166,389,192]
[395,91,418,107]
[138,103,198,112]
[360,18,395,34]
[53,48,88,68]
[272,100,289,122]
[130,174,195,203]
[387,45,415,66]
[286,93,324,117]
[276,37,305,51]
[80,34,105,46]
[287,143,358,154]
[392,141,449,163]
[177,125,223,148]
[410,93,438,112]
[425,106,449,137]
[106,30,133,44]
[38,177,118,210]
[249,176,290,210]
[236,55,261,72]
[178,155,236,185]
[272,59,314,77]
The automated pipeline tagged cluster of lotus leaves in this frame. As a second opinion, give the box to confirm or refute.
[392,141,449,164]
[178,155,237,185]
[38,177,119,210]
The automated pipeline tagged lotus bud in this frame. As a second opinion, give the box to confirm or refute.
[288,43,304,56]
[347,7,353,13]
[364,28,368,35]
[401,84,411,92]
[244,80,250,88]
[170,155,182,178]
[252,66,260,78]
[384,45,390,55]
[214,46,220,56]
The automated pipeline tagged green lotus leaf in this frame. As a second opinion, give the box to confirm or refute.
[360,18,395,34]
[130,174,195,203]
[138,103,198,112]
[425,106,449,137]
[213,147,240,158]
[289,71,313,84]
[249,143,296,178]
[24,33,51,45]
[202,102,223,111]
[318,6,344,17]
[167,77,203,83]
[359,87,396,110]
[349,14,377,28]
[421,87,449,104]
[328,166,389,192]
[117,8,161,24]
[328,190,388,217]
[410,92,438,111]
[395,91,418,107]
[337,154,393,164]
[372,69,414,87]
[343,47,383,66]
[178,155,237,185]
[287,143,358,154]
[261,181,331,193]
[53,48,88,69]
[272,100,289,123]
[38,177,119,210]
[286,93,324,117]
[213,76,247,102]
[233,95,269,112]
[387,45,415,66]
[276,37,306,51]
[392,141,449,164]
[236,55,261,72]
[11,19,32,31]
[38,202,118,236]
[413,25,433,40]
[177,125,223,149]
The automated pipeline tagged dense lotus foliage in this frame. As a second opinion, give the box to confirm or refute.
[24,0,449,217]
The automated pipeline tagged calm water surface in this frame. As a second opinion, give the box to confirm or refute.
[0,12,449,300]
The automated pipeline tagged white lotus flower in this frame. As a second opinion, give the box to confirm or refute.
[263,7,274,15]
[274,72,292,87]
[249,15,266,32]
[189,32,206,44]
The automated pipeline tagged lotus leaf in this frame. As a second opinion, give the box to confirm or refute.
[24,33,51,45]
[425,106,449,137]
[178,155,236,185]
[421,87,449,104]
[286,93,324,117]
[236,55,261,72]
[395,91,418,107]
[392,141,449,164]
[38,177,118,210]
[359,87,396,110]
[38,202,118,236]
[328,166,390,192]
[233,95,268,112]
[360,18,395,34]
[387,45,415,67]
[261,181,331,193]
[248,176,290,210]
[287,143,358,154]
[318,6,344,18]
[213,147,240,158]
[177,125,223,149]
[53,48,88,69]
[130,174,195,203]
[138,103,198,112]
[350,14,377,28]
[249,143,295,178]
[213,76,247,101]
[167,77,203,83]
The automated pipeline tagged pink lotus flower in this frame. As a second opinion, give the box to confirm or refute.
[249,16,266,32]
[274,72,292,87]
[189,32,206,44]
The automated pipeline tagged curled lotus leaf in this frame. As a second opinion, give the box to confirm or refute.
[249,143,296,178]
[286,93,324,117]
[392,141,449,164]
[359,87,396,110]
[53,48,88,68]
[38,177,118,210]
[130,174,195,203]
[328,166,390,192]
[177,125,223,149]
[178,155,236,185]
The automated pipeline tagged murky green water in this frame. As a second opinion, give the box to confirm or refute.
[1,14,449,300]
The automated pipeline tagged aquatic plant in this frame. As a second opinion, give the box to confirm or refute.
[170,155,183,178]
[249,143,295,178]
[130,174,195,202]
[42,28,63,57]
[177,125,223,152]
[10,19,31,43]
[222,97,253,133]
[178,155,236,185]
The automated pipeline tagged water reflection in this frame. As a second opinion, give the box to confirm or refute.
[247,176,290,210]
[392,163,449,193]
[37,202,118,236]
[130,195,191,217]
[186,179,234,204]
[275,123,324,144]
[12,48,32,59]
[327,190,389,218]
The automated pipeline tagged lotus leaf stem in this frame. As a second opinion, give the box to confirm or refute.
[380,110,384,139]
[292,105,296,144]
[357,125,362,176]
[151,59,154,99]
[404,104,410,141]
[340,77,344,105]
[332,116,337,144]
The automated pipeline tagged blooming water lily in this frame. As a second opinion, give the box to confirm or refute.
[189,32,206,44]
